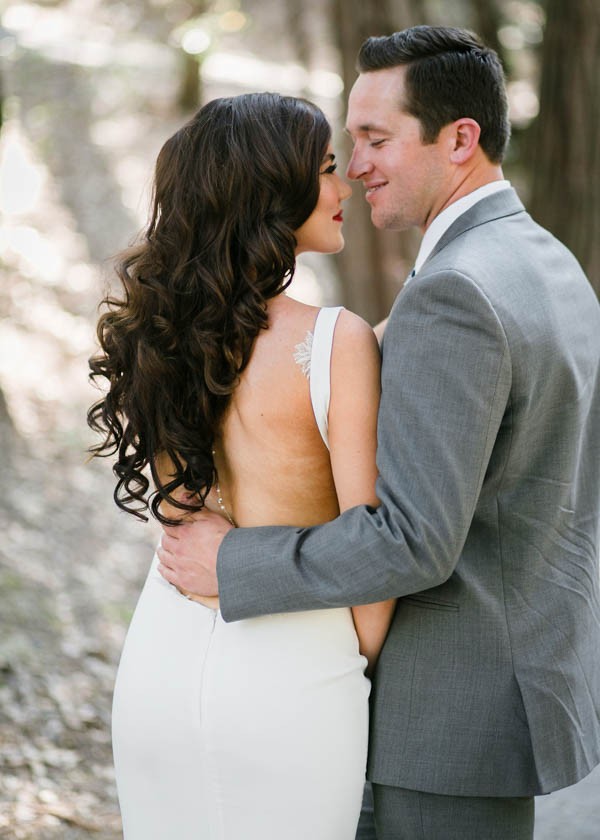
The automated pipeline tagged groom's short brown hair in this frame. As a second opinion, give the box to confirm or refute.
[357,25,510,164]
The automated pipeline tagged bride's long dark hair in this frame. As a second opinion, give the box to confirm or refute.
[87,93,331,524]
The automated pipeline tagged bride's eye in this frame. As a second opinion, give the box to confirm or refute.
[321,163,338,175]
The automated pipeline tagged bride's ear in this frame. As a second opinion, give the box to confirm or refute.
[448,118,481,165]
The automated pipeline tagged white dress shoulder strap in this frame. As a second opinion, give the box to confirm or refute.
[308,306,343,450]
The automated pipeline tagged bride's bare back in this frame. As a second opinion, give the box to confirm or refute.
[211,294,342,529]
[212,292,393,667]
[158,289,394,667]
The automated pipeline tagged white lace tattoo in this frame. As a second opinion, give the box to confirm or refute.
[293,330,313,378]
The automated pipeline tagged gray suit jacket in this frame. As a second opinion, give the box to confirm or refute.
[218,189,600,797]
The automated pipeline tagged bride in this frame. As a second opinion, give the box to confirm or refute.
[88,92,395,839]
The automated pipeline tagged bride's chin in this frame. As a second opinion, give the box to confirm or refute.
[323,233,345,255]
[297,234,345,256]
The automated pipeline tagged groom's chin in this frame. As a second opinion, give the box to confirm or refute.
[367,204,391,230]
[370,211,393,231]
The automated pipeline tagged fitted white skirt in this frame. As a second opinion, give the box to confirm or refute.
[112,556,370,839]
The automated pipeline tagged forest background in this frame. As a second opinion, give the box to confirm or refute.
[0,0,598,837]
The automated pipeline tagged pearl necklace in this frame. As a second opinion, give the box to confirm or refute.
[212,449,236,527]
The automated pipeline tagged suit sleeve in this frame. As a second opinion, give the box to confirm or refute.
[217,270,512,621]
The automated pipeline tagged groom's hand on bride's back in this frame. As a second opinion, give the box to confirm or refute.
[157,509,233,598]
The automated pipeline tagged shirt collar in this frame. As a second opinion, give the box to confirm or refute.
[413,180,511,275]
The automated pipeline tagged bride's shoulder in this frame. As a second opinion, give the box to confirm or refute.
[265,297,378,362]
[333,309,379,357]
[266,294,319,331]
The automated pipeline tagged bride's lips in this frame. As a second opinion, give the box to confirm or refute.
[333,211,343,222]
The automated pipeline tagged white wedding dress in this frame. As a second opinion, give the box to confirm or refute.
[112,307,370,839]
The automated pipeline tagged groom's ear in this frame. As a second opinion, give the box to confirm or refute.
[448,118,481,164]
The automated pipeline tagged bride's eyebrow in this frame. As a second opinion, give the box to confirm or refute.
[322,153,336,164]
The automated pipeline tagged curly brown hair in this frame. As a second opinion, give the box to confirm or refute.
[87,93,331,524]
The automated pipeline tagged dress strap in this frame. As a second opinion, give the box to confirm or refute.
[309,306,343,450]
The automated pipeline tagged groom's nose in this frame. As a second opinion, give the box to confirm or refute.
[346,145,372,181]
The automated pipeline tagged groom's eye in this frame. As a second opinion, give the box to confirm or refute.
[370,139,385,147]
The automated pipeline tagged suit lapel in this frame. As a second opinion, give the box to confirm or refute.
[424,188,526,269]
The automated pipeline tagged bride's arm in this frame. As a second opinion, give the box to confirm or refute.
[327,311,396,673]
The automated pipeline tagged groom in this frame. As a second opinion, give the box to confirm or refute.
[158,26,600,839]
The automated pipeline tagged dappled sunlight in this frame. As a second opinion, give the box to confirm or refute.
[180,27,212,55]
[2,1,173,69]
[0,121,85,288]
[0,325,76,435]
[0,124,71,289]
[0,122,44,215]
[499,0,545,49]
[1,224,64,284]
[203,50,344,99]
[507,80,539,126]
[0,118,97,444]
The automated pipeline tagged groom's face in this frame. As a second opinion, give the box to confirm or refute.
[345,66,451,232]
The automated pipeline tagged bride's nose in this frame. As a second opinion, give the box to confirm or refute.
[337,175,352,201]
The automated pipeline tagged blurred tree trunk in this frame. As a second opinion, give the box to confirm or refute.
[286,0,312,72]
[178,54,202,112]
[176,0,210,112]
[528,0,600,296]
[329,0,425,323]
[470,0,505,65]
[0,387,11,427]
[0,387,15,470]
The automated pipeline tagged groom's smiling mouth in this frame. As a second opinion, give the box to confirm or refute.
[365,181,388,199]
